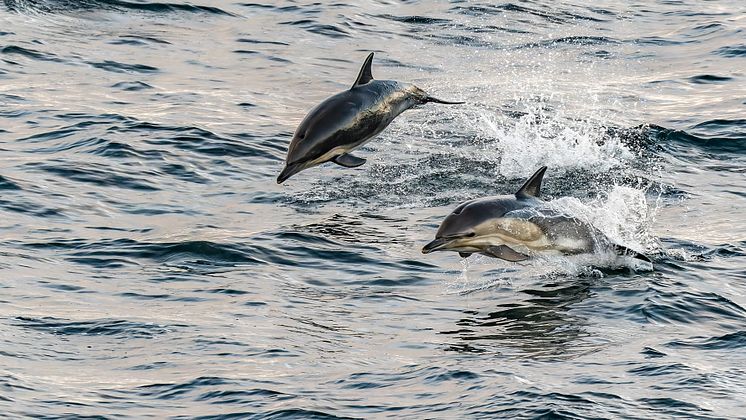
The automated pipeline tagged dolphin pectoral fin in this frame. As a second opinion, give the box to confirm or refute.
[614,245,652,263]
[333,153,367,168]
[483,245,529,262]
[459,252,472,258]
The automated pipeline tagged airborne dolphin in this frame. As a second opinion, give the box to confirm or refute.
[277,52,463,184]
[422,166,651,264]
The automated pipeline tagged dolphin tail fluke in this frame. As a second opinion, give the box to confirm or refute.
[614,245,652,263]
[424,96,465,105]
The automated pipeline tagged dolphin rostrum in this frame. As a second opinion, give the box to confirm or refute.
[422,166,651,264]
[277,52,463,184]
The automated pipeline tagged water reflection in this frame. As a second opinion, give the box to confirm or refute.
[442,278,596,358]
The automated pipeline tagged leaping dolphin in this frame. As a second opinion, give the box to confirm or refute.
[422,166,652,264]
[277,52,463,184]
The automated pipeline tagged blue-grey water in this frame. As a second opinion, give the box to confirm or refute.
[1,0,745,418]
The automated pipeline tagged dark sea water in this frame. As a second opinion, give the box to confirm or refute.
[1,0,745,418]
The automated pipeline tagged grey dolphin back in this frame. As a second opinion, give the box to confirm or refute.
[352,52,375,88]
[515,166,548,199]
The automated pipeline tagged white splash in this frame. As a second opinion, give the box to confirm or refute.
[476,106,635,178]
[548,185,659,254]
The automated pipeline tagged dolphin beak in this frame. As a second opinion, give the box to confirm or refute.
[422,237,450,254]
[277,162,304,184]
[424,96,465,105]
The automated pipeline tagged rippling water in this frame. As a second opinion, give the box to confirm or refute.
[1,0,745,418]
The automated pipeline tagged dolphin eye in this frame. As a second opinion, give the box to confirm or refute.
[299,133,305,139]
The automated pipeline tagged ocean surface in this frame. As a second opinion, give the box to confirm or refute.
[1,0,745,418]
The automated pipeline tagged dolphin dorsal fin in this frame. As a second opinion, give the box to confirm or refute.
[351,52,374,88]
[515,166,548,199]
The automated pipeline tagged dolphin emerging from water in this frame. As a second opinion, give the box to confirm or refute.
[277,52,463,184]
[422,166,651,264]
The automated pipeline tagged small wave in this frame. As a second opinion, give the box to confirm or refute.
[25,238,265,269]
[376,14,452,25]
[0,373,34,396]
[111,0,235,16]
[18,118,118,144]
[450,3,607,24]
[4,0,235,16]
[30,161,160,191]
[645,123,745,155]
[12,316,182,338]
[637,397,717,418]
[186,409,350,420]
[628,362,692,376]
[195,388,290,403]
[634,37,692,46]
[665,331,746,350]
[109,35,171,45]
[280,19,351,39]
[688,74,733,84]
[713,44,746,57]
[291,213,409,246]
[417,32,493,48]
[0,195,66,218]
[691,119,746,140]
[628,289,746,325]
[236,38,289,46]
[273,230,380,266]
[88,60,159,74]
[517,36,619,50]
[135,376,235,399]
[196,287,251,296]
[111,80,153,91]
[113,121,280,160]
[237,3,313,14]
[0,45,63,62]
[238,3,276,10]
[0,174,22,190]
